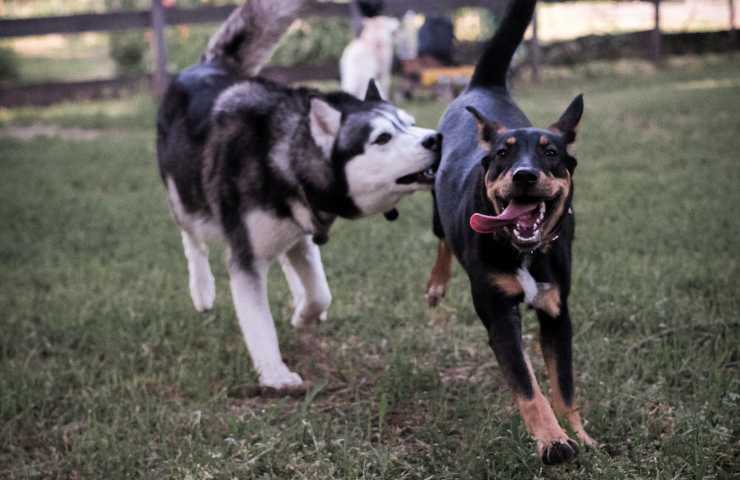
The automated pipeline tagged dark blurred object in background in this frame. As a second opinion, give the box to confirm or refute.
[356,0,385,18]
[0,47,20,83]
[418,17,455,65]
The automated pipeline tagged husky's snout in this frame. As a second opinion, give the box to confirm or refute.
[422,133,442,154]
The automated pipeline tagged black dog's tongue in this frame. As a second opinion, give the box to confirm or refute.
[469,201,538,234]
[383,209,399,221]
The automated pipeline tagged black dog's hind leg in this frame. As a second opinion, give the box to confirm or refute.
[537,297,598,448]
[426,191,454,307]
[471,282,578,465]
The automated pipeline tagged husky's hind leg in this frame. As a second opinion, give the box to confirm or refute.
[166,177,216,312]
[181,230,216,312]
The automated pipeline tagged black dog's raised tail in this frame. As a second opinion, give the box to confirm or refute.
[469,0,537,89]
[202,0,304,77]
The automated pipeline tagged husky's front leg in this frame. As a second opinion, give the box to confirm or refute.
[281,236,332,328]
[228,260,303,389]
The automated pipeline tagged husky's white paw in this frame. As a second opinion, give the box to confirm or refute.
[290,297,330,328]
[290,303,329,328]
[190,270,215,312]
[258,363,304,390]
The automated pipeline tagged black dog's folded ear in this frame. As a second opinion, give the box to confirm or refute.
[549,94,584,144]
[465,106,506,149]
[365,79,383,101]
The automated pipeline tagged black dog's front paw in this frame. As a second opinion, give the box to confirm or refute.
[540,438,578,465]
[425,283,446,307]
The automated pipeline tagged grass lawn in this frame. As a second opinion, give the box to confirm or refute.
[1,54,739,479]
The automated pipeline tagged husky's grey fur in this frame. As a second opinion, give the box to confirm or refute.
[156,0,440,390]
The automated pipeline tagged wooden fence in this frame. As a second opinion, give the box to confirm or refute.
[1,0,499,105]
[0,0,505,38]
[0,0,736,107]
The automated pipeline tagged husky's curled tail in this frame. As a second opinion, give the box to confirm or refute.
[201,0,304,77]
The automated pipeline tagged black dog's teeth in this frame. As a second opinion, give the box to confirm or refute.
[513,202,546,243]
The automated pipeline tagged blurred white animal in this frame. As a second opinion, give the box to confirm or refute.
[395,10,419,62]
[340,16,400,99]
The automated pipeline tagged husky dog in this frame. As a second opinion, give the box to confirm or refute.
[156,0,440,390]
[340,15,400,100]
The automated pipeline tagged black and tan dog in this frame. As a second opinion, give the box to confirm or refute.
[425,0,597,465]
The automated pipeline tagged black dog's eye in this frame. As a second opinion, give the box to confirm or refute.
[374,133,393,145]
[544,148,558,157]
[496,148,508,158]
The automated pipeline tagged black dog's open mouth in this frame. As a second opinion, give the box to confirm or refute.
[396,166,436,185]
[470,194,561,245]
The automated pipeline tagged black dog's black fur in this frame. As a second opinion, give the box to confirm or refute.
[429,0,595,465]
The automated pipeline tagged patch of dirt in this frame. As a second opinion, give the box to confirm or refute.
[225,331,387,414]
[645,401,676,440]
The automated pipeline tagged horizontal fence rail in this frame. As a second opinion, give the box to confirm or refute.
[0,0,492,38]
[0,76,150,108]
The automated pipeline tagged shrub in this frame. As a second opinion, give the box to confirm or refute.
[0,47,20,82]
[165,17,353,72]
[106,0,148,75]
[166,25,212,72]
[109,33,148,75]
[271,17,352,67]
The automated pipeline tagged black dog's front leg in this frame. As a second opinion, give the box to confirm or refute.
[537,297,597,448]
[474,293,531,395]
[471,281,578,465]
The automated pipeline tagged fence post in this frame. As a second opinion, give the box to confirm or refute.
[151,0,169,96]
[530,5,541,83]
[650,0,662,64]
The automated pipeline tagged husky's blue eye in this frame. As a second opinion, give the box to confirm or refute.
[374,133,393,145]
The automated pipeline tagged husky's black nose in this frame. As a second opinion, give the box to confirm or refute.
[422,133,442,152]
[513,167,539,186]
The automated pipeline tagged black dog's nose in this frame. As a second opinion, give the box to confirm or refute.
[513,168,539,186]
[422,133,442,152]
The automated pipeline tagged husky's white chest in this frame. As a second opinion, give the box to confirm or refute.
[244,208,305,260]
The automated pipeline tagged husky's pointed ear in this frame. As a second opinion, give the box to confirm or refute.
[365,79,383,101]
[465,106,506,149]
[310,98,342,158]
[549,94,583,144]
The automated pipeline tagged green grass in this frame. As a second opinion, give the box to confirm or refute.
[1,54,739,479]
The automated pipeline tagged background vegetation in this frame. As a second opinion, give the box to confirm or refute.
[1,53,739,478]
